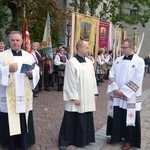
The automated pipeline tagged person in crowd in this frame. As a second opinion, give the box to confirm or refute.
[54,46,67,91]
[104,50,113,80]
[0,31,40,150]
[43,54,53,91]
[48,59,55,88]
[96,49,105,85]
[40,41,54,91]
[65,46,71,60]
[58,40,98,150]
[144,55,150,76]
[52,46,59,85]
[31,42,43,96]
[148,55,150,73]
[0,39,8,52]
[106,38,145,150]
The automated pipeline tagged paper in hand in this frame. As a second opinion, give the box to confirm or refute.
[20,62,36,73]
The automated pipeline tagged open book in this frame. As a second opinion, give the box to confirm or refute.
[20,62,36,73]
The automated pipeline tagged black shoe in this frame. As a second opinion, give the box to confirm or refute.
[122,142,133,150]
[38,88,42,91]
[57,88,62,92]
[44,88,50,91]
[97,82,100,86]
[58,86,63,92]
[58,146,67,150]
[51,83,55,87]
[57,85,61,91]
[35,91,38,94]
[107,139,114,144]
[33,94,38,98]
[99,80,104,83]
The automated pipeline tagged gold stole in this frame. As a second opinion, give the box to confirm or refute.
[2,50,32,136]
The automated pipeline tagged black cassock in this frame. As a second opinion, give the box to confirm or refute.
[0,111,35,150]
[58,55,95,147]
[106,106,141,148]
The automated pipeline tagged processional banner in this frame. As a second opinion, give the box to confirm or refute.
[113,27,122,60]
[73,13,99,56]
[99,21,110,52]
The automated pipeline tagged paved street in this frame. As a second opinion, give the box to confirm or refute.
[0,74,150,150]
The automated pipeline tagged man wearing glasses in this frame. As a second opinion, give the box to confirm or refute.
[106,39,145,150]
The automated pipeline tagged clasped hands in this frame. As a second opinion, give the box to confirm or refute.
[9,63,32,77]
[114,89,124,97]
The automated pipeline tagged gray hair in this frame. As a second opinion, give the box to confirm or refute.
[9,31,22,37]
[32,42,40,49]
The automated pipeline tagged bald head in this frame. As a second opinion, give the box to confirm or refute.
[76,40,89,57]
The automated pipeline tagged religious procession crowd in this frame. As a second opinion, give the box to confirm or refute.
[0,31,147,150]
[0,37,114,96]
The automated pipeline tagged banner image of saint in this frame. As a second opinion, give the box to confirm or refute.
[100,27,106,38]
[80,22,91,41]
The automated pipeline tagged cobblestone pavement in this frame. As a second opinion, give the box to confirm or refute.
[0,74,150,150]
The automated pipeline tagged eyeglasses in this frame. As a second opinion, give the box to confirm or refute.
[121,47,129,49]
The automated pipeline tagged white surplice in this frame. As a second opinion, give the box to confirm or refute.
[107,54,145,126]
[0,49,39,135]
[0,49,39,113]
[63,57,98,113]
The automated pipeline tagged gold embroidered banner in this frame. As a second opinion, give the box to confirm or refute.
[74,13,99,55]
[113,27,122,60]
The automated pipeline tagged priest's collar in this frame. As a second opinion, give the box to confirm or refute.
[11,49,22,56]
[75,54,86,63]
[123,53,134,60]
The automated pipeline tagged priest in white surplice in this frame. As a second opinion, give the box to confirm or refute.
[106,39,145,150]
[0,31,39,150]
[58,40,98,150]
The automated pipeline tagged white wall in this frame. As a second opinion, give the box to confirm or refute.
[126,22,150,58]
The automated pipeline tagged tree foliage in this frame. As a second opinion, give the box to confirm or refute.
[1,0,150,44]
[0,6,10,29]
[0,0,68,44]
[69,0,150,27]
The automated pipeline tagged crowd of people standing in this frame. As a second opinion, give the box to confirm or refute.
[0,36,114,97]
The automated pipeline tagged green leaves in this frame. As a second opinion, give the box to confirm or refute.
[0,5,10,29]
[70,0,150,27]
[0,0,67,44]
